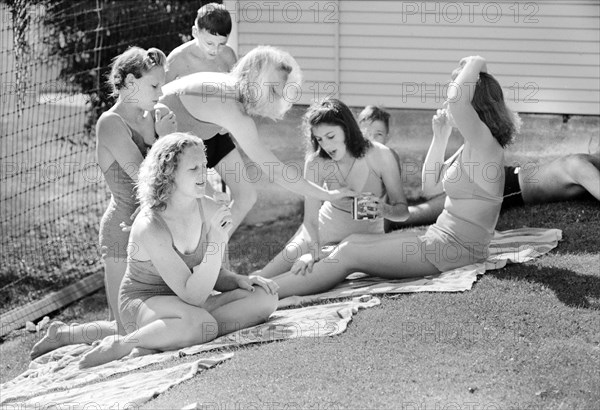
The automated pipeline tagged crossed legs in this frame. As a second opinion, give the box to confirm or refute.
[79,286,277,368]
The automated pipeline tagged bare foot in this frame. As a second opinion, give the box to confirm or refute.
[130,347,159,358]
[30,321,72,360]
[78,336,133,368]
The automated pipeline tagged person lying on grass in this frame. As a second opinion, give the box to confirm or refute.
[268,56,521,299]
[386,152,600,229]
[356,104,599,230]
[258,98,409,278]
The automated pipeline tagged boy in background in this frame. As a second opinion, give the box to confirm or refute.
[358,105,392,146]
[166,3,256,241]
[358,105,403,233]
[166,2,237,81]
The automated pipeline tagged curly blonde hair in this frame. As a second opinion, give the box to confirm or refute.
[136,133,205,211]
[230,45,302,121]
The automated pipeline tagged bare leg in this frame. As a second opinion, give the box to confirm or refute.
[207,287,278,335]
[385,194,446,231]
[79,296,218,368]
[30,257,126,359]
[258,225,312,278]
[214,149,257,234]
[274,230,440,298]
[103,258,126,333]
[30,320,119,359]
[79,287,277,368]
[521,154,600,203]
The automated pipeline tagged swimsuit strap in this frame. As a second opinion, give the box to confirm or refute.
[152,199,205,256]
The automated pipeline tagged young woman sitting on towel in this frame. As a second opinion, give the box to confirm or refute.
[269,56,521,299]
[78,133,278,368]
[258,98,410,278]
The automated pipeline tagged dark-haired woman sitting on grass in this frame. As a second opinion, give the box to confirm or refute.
[259,98,410,278]
[270,56,521,298]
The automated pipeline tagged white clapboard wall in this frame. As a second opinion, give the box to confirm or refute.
[225,0,599,115]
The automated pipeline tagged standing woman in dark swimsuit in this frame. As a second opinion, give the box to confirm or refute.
[29,47,177,359]
[96,47,177,334]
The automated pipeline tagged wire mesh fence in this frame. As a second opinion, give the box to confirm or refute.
[0,0,212,314]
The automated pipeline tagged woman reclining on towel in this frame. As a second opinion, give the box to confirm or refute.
[78,132,278,368]
[270,56,521,298]
[258,98,410,278]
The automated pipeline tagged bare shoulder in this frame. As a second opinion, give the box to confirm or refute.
[305,152,327,169]
[166,42,194,80]
[96,111,129,142]
[97,110,122,125]
[367,141,395,162]
[221,46,237,69]
[167,41,192,61]
[366,142,401,174]
[130,208,170,247]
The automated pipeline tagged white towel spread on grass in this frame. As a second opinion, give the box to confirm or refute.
[2,227,561,409]
[1,296,380,408]
[278,227,562,307]
[16,354,233,410]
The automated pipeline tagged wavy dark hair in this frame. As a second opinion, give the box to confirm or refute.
[472,72,521,147]
[304,98,371,159]
[137,132,205,212]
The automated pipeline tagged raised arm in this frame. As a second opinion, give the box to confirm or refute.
[421,107,454,197]
[377,146,409,221]
[447,56,497,153]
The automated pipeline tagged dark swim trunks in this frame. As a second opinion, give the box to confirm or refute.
[501,166,524,210]
[205,132,236,168]
[159,92,236,168]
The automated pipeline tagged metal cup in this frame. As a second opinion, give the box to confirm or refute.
[352,193,376,220]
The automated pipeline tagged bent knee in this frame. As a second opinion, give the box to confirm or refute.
[182,310,218,343]
[564,154,598,178]
[248,287,278,320]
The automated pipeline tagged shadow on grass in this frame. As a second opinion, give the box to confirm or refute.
[490,263,600,310]
[497,199,600,254]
